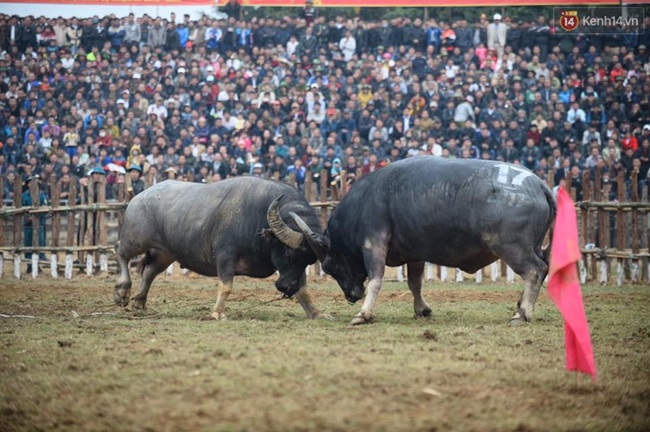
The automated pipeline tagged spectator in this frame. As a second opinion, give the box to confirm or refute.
[0,9,646,206]
[487,14,507,58]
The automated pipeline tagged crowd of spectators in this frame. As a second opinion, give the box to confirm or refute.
[2,4,650,206]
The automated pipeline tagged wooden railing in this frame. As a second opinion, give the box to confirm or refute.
[1,166,648,285]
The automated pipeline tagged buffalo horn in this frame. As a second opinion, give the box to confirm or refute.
[267,195,304,249]
[289,212,329,262]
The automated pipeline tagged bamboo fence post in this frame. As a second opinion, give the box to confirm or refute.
[340,170,347,198]
[455,268,464,283]
[440,265,448,282]
[603,183,612,278]
[125,170,133,202]
[0,176,3,277]
[490,261,500,282]
[29,179,40,278]
[631,171,640,283]
[304,172,313,202]
[65,178,77,279]
[13,175,22,278]
[641,184,648,282]
[117,180,125,229]
[85,178,95,275]
[425,263,433,282]
[593,167,608,284]
[581,171,591,282]
[78,182,87,272]
[547,170,555,189]
[97,175,108,273]
[506,265,515,283]
[616,170,625,286]
[50,176,60,278]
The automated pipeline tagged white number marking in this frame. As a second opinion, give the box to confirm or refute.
[495,164,533,186]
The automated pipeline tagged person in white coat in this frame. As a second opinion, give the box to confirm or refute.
[339,30,357,62]
[487,14,507,58]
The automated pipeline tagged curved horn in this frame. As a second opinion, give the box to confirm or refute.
[267,195,304,249]
[289,211,329,263]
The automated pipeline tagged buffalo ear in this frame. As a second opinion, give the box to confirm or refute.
[313,235,330,251]
[259,228,276,238]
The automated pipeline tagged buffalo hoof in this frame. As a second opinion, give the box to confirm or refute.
[312,313,335,321]
[114,291,130,307]
[509,309,531,326]
[508,318,526,326]
[350,311,374,326]
[415,307,432,318]
[209,311,228,321]
[131,298,146,310]
[114,282,131,307]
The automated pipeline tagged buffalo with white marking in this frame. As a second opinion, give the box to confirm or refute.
[114,178,326,320]
[292,157,556,325]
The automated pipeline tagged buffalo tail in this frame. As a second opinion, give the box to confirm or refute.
[137,250,153,276]
[540,183,557,266]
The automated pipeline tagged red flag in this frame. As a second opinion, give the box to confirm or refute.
[547,186,596,381]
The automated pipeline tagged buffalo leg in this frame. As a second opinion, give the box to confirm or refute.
[132,250,175,310]
[294,272,329,319]
[351,240,389,325]
[114,241,133,307]
[210,260,234,320]
[407,261,431,318]
[501,251,548,325]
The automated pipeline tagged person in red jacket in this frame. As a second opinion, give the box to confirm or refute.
[621,129,638,152]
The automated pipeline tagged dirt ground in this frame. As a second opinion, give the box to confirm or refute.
[1,275,649,432]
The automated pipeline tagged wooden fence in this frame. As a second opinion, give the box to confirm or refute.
[1,166,649,285]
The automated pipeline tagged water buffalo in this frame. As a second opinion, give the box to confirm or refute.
[114,177,326,320]
[291,156,556,325]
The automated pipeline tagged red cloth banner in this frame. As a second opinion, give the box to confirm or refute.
[547,187,597,381]
[237,0,618,6]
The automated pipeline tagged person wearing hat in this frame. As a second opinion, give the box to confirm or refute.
[251,162,265,178]
[487,13,507,58]
[127,164,145,197]
[22,174,49,269]
[454,94,475,125]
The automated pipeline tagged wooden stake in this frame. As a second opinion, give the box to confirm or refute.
[13,175,22,277]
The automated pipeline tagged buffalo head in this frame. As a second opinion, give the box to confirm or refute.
[265,195,319,297]
[290,213,367,304]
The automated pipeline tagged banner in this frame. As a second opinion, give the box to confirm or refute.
[237,0,618,6]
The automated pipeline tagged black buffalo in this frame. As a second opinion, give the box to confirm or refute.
[292,157,556,325]
[114,177,326,320]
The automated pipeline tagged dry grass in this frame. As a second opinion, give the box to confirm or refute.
[0,274,649,432]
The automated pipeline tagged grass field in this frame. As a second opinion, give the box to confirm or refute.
[0,274,649,432]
